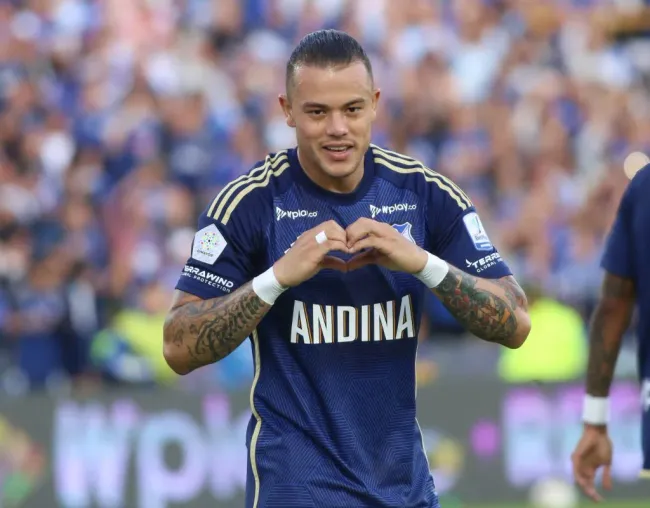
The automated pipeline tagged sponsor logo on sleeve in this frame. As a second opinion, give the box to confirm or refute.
[465,253,502,273]
[463,212,492,251]
[191,224,227,264]
[182,265,235,293]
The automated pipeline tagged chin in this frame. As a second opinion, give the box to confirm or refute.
[317,152,364,179]
[319,161,359,179]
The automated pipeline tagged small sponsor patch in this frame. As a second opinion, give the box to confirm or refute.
[463,213,492,251]
[191,224,227,264]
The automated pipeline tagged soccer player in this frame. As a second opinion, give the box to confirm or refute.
[572,162,650,502]
[163,30,531,508]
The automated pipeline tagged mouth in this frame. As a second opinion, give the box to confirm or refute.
[322,144,354,161]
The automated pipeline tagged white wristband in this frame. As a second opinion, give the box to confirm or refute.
[252,267,287,305]
[582,395,609,425]
[414,252,450,289]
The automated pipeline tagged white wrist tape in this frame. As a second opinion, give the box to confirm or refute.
[414,252,449,289]
[582,395,609,425]
[252,267,286,305]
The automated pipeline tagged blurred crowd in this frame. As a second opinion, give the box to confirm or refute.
[1,0,649,392]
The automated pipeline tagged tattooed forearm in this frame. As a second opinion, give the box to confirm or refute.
[432,268,530,348]
[585,273,635,397]
[163,282,271,374]
[493,277,529,311]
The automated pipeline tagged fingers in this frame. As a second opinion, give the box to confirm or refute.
[324,239,349,254]
[346,250,379,271]
[573,460,604,502]
[320,255,347,272]
[583,480,603,502]
[323,227,347,245]
[278,220,350,286]
[305,219,392,252]
[574,467,601,502]
[602,464,612,491]
[307,220,348,250]
[346,218,385,245]
[320,220,348,243]
[348,236,385,254]
[293,219,393,261]
[571,433,613,502]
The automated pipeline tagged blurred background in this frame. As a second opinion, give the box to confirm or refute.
[2,0,650,506]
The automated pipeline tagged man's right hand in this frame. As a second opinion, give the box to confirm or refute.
[273,220,349,287]
[571,424,613,502]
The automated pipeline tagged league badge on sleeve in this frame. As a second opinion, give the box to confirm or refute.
[392,223,415,244]
[463,212,492,251]
[192,224,227,264]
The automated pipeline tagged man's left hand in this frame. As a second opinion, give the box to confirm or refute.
[346,218,428,273]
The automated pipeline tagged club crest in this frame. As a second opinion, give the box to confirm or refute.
[392,222,415,243]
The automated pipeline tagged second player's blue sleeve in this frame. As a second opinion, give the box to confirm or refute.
[175,204,262,300]
[427,186,512,279]
[601,182,636,279]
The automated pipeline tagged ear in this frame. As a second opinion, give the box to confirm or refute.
[371,88,381,120]
[278,94,296,128]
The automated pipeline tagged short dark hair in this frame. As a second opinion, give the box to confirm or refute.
[286,29,373,94]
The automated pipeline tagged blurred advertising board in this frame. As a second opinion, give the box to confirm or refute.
[1,379,648,508]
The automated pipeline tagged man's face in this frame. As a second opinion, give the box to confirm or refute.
[280,61,380,181]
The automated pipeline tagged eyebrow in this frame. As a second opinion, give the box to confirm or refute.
[302,98,366,109]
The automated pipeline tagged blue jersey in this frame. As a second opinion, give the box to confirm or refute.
[600,164,650,472]
[176,145,512,508]
[601,165,650,378]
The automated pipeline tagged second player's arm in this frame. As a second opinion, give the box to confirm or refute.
[585,272,635,401]
[431,268,530,349]
[163,284,271,375]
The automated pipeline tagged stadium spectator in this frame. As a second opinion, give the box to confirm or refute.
[1,0,648,391]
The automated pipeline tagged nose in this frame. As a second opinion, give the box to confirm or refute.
[326,111,348,137]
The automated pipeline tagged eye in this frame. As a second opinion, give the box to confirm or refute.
[348,107,362,113]
[308,110,325,117]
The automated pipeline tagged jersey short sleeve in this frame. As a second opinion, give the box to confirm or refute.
[427,181,512,279]
[175,201,263,300]
[601,177,637,280]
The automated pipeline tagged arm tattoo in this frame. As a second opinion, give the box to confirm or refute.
[493,277,529,310]
[164,282,271,373]
[432,268,527,347]
[586,274,635,397]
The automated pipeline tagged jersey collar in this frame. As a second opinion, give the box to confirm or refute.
[289,147,375,205]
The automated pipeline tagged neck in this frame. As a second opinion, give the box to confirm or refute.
[297,149,365,194]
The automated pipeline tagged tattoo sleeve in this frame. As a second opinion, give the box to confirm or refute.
[586,273,635,397]
[163,282,271,374]
[432,268,529,348]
